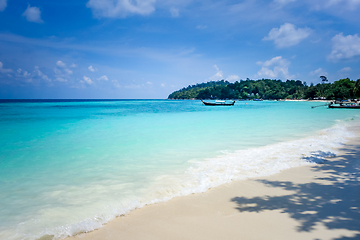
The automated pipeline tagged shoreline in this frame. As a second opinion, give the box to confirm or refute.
[66,127,360,240]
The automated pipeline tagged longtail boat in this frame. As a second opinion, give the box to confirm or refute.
[329,101,360,109]
[201,99,235,106]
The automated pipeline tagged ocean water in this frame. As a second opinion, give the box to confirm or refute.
[0,99,358,240]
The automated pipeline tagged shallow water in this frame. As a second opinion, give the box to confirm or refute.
[0,100,358,240]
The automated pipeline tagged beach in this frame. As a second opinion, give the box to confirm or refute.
[66,128,360,240]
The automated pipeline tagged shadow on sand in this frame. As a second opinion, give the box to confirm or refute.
[231,146,360,239]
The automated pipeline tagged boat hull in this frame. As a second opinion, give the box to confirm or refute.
[329,105,360,109]
[201,99,235,106]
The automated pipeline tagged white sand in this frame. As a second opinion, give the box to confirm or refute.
[67,129,360,240]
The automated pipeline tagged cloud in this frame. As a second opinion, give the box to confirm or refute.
[196,25,208,29]
[170,7,179,17]
[309,68,328,76]
[0,62,12,73]
[263,23,311,48]
[86,0,156,18]
[56,60,66,67]
[56,77,67,82]
[339,67,352,72]
[88,65,96,72]
[112,80,121,88]
[209,65,223,80]
[54,61,73,81]
[64,68,73,75]
[54,68,62,75]
[328,33,360,61]
[83,76,93,84]
[34,66,51,82]
[16,68,33,82]
[0,0,7,11]
[70,63,77,68]
[98,75,108,81]
[226,75,240,81]
[273,0,296,4]
[56,61,72,74]
[125,84,143,89]
[256,56,294,79]
[161,83,165,87]
[309,0,360,10]
[22,5,44,23]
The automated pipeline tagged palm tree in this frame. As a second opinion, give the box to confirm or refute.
[320,76,328,84]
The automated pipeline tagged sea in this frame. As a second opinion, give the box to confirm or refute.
[0,99,358,240]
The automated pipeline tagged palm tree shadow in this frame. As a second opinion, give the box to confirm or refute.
[231,146,360,238]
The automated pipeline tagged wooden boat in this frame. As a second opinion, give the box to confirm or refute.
[201,99,235,106]
[329,101,360,109]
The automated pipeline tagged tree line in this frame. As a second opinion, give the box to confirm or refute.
[168,78,360,100]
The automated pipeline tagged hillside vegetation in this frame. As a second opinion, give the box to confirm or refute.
[168,78,360,100]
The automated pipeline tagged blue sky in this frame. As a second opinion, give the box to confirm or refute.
[0,0,359,99]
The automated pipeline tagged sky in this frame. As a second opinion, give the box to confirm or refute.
[0,0,359,99]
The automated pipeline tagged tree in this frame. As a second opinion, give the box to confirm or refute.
[320,76,328,84]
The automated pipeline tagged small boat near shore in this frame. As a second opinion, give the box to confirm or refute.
[329,101,360,109]
[201,99,235,106]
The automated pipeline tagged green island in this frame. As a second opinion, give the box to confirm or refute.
[168,77,360,100]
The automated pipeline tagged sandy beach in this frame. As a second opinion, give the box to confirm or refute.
[66,128,360,240]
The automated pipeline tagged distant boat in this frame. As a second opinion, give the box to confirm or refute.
[329,101,360,109]
[201,99,235,106]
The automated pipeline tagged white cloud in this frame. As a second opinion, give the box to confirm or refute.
[0,61,12,73]
[125,84,143,89]
[328,33,360,61]
[23,71,31,77]
[256,56,294,79]
[170,7,179,17]
[339,67,352,72]
[34,66,51,82]
[86,0,156,18]
[70,63,77,68]
[309,0,360,10]
[83,76,93,84]
[309,68,328,76]
[56,61,66,67]
[0,0,7,11]
[196,25,207,29]
[338,67,352,78]
[22,5,44,23]
[161,83,165,87]
[88,65,96,72]
[226,75,240,81]
[54,62,73,81]
[263,23,311,48]
[16,68,32,78]
[209,65,223,80]
[64,68,73,75]
[98,75,108,81]
[56,77,67,82]
[54,68,62,75]
[273,0,296,4]
[147,81,153,84]
[112,80,121,88]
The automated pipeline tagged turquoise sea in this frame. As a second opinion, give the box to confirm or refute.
[0,99,358,240]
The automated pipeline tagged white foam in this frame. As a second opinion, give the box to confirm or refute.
[146,120,355,201]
